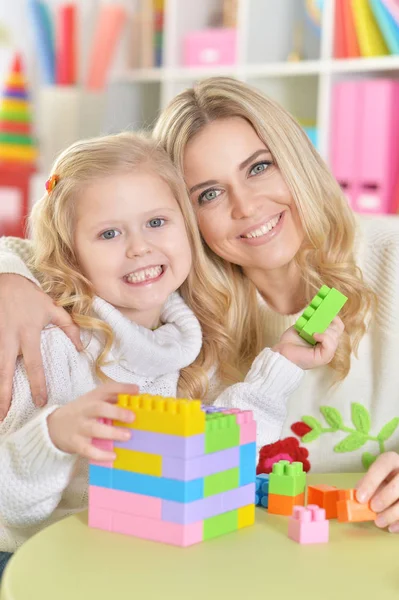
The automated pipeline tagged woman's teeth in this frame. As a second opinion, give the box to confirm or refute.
[243,214,281,238]
[125,266,162,283]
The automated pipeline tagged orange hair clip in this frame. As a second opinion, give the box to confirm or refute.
[45,174,59,193]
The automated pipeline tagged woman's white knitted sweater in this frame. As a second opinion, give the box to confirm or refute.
[255,216,399,474]
[0,261,302,552]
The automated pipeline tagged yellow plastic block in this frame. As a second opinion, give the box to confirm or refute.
[237,504,255,529]
[114,394,205,436]
[113,448,162,476]
[6,73,26,86]
[1,98,29,112]
[0,145,37,161]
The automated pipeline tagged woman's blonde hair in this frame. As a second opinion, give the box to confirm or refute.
[153,76,377,381]
[29,132,221,398]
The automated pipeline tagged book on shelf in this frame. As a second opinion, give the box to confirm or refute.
[369,0,399,53]
[223,0,238,28]
[127,0,164,69]
[334,0,398,58]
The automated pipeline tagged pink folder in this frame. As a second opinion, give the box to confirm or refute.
[330,81,362,210]
[356,79,399,214]
[331,79,399,214]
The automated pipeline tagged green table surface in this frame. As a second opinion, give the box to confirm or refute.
[1,473,397,600]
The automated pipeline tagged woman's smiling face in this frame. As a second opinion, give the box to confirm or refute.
[183,117,304,272]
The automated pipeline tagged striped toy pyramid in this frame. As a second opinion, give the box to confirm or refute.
[89,394,257,546]
[0,54,37,165]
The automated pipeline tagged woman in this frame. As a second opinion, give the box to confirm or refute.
[0,78,399,529]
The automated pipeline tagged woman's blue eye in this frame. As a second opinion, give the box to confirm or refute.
[198,189,222,204]
[148,218,165,228]
[249,161,270,176]
[101,229,120,240]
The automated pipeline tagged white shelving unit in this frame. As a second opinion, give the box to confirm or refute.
[112,0,399,164]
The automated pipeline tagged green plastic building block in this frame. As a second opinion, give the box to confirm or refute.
[268,460,306,497]
[203,509,238,540]
[204,467,239,497]
[205,413,240,454]
[294,285,347,345]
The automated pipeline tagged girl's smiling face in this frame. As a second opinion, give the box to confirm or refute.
[74,169,192,328]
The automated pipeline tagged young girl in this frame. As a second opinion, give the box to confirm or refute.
[0,132,341,577]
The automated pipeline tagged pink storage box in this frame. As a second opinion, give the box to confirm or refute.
[183,28,237,67]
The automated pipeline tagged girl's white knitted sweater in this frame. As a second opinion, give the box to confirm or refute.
[0,277,302,552]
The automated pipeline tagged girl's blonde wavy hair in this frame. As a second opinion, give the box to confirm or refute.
[153,76,377,381]
[29,131,219,398]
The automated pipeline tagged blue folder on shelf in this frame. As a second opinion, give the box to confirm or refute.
[369,0,399,54]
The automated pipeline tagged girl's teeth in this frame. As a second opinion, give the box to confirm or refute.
[244,215,280,238]
[126,266,162,283]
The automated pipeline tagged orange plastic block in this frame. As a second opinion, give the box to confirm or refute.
[268,492,305,516]
[307,485,339,519]
[337,489,376,523]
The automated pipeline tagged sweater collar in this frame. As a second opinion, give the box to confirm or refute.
[84,292,202,378]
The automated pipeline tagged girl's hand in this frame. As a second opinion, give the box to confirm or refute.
[0,274,82,420]
[47,383,138,461]
[272,317,345,370]
[356,452,399,533]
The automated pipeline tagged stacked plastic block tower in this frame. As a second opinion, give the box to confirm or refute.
[268,460,306,515]
[0,54,37,164]
[89,395,257,546]
[0,53,37,237]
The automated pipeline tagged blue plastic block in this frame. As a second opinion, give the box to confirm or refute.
[239,442,257,486]
[255,474,269,508]
[89,465,204,503]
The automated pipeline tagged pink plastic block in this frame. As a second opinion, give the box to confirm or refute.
[288,505,329,545]
[222,410,256,445]
[162,446,239,480]
[183,28,236,67]
[88,506,112,531]
[355,80,399,214]
[91,509,204,547]
[89,486,162,519]
[236,411,257,445]
[91,418,114,467]
[331,81,361,210]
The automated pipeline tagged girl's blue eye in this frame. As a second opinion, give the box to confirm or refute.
[249,161,270,176]
[198,189,222,205]
[101,229,120,240]
[148,218,165,228]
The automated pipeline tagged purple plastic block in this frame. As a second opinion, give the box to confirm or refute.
[202,406,227,413]
[114,430,205,459]
[162,483,255,524]
[162,446,240,481]
[222,482,255,512]
[163,492,222,524]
